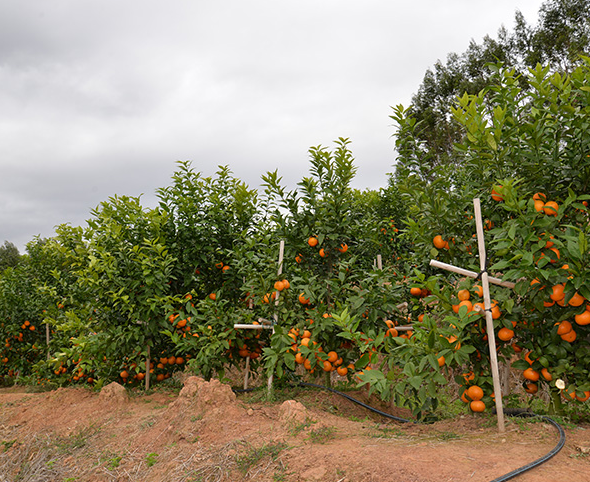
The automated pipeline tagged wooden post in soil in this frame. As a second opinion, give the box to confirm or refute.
[145,344,151,391]
[233,240,285,393]
[268,239,285,394]
[429,198,510,433]
[46,322,51,360]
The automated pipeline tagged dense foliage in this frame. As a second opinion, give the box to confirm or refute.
[0,0,588,421]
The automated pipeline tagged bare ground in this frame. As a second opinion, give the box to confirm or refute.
[0,377,588,482]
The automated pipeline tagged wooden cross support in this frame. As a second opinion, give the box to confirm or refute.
[430,198,511,433]
[233,240,285,392]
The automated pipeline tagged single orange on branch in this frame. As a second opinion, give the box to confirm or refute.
[491,186,503,201]
[433,235,447,249]
[410,287,422,297]
[466,385,484,401]
[543,200,559,216]
[307,236,318,247]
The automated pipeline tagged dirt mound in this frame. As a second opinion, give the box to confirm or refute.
[0,383,588,481]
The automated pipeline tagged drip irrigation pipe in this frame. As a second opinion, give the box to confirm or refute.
[282,382,566,482]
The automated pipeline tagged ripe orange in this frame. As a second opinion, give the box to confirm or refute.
[533,192,546,202]
[457,289,470,301]
[319,248,327,257]
[543,201,559,216]
[568,292,585,307]
[208,293,217,301]
[215,262,223,269]
[385,328,398,337]
[338,243,348,253]
[281,279,290,289]
[524,382,538,394]
[574,310,590,326]
[410,287,422,297]
[473,285,483,297]
[561,329,577,342]
[300,338,311,347]
[222,265,230,272]
[523,368,540,382]
[458,300,473,312]
[491,187,503,201]
[437,355,445,367]
[433,235,446,249]
[274,280,285,291]
[556,320,572,335]
[541,368,552,381]
[576,391,590,402]
[120,370,129,379]
[336,365,348,376]
[295,352,305,364]
[308,236,318,247]
[497,327,515,341]
[322,361,333,372]
[298,293,310,305]
[467,385,484,401]
[534,200,546,212]
[550,284,565,302]
[470,400,486,412]
[327,351,338,363]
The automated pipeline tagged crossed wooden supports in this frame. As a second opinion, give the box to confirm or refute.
[430,198,515,433]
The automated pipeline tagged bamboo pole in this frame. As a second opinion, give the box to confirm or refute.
[268,239,285,394]
[46,322,51,360]
[244,356,250,390]
[145,344,151,391]
[473,198,505,432]
[429,260,515,289]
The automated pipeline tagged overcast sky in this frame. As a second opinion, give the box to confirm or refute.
[1,1,544,252]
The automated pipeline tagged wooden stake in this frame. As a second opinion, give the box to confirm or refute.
[244,356,250,390]
[46,322,51,360]
[268,239,285,394]
[429,198,509,433]
[429,260,515,289]
[473,198,505,432]
[376,254,383,270]
[145,344,151,391]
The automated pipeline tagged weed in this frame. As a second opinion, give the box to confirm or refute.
[98,451,123,469]
[435,431,461,441]
[306,425,336,444]
[145,452,159,467]
[190,414,203,422]
[55,424,100,453]
[367,425,403,439]
[287,416,315,436]
[1,439,16,451]
[235,441,288,474]
[140,416,156,429]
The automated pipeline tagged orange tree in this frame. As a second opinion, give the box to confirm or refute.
[364,58,590,418]
[0,239,52,382]
[156,161,259,301]
[39,195,176,389]
[260,138,405,384]
[156,162,278,380]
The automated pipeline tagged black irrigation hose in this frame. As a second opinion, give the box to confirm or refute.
[289,382,566,482]
[489,410,566,482]
[297,381,413,424]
